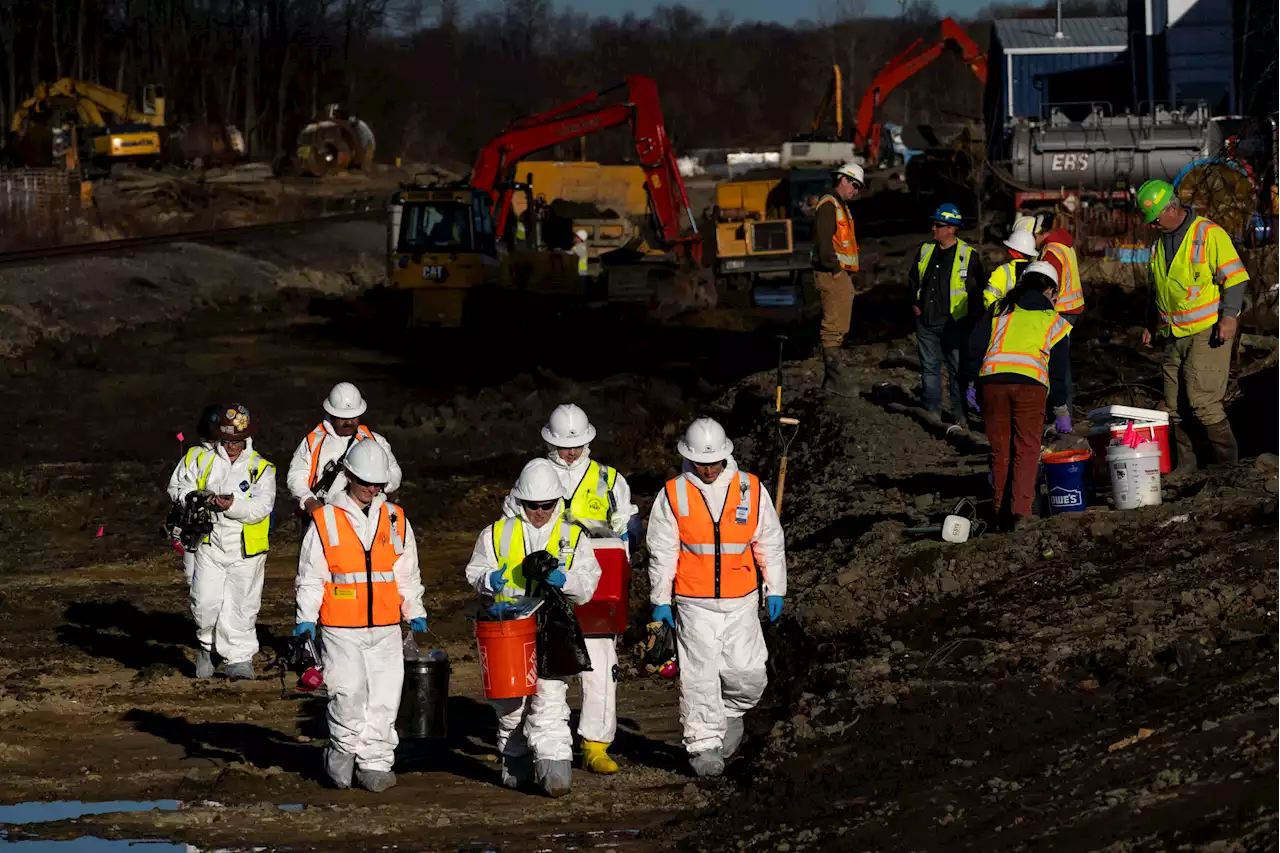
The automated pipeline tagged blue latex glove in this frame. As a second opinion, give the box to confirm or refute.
[652,604,675,627]
[488,568,506,593]
[408,617,428,633]
[966,385,980,413]
[767,596,785,623]
[545,569,567,588]
[1054,414,1073,435]
[488,602,518,618]
[293,622,316,639]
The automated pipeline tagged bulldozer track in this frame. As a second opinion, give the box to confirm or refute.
[0,209,381,268]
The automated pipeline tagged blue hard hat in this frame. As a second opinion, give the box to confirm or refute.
[932,203,963,225]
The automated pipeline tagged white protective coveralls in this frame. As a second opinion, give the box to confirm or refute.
[502,448,636,745]
[646,456,787,754]
[465,502,601,763]
[296,489,427,772]
[286,420,403,510]
[176,440,277,664]
[167,442,214,584]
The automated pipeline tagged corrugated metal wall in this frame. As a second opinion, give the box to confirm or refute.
[1002,51,1126,119]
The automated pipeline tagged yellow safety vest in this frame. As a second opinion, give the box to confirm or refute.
[567,460,617,525]
[917,240,974,321]
[577,250,589,275]
[195,449,272,556]
[816,195,860,271]
[490,514,582,604]
[982,258,1028,309]
[1149,215,1249,338]
[1043,242,1084,313]
[980,306,1072,387]
[515,220,527,243]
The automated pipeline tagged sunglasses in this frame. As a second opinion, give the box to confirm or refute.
[522,499,558,512]
[219,439,245,446]
[349,476,385,490]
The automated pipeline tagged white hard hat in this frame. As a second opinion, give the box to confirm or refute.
[1023,260,1059,287]
[323,382,367,419]
[832,161,865,186]
[1011,215,1038,235]
[344,439,390,485]
[677,417,733,464]
[511,458,564,502]
[574,229,589,242]
[1003,230,1037,256]
[541,403,596,448]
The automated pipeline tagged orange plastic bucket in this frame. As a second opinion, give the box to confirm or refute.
[475,615,538,700]
[1041,448,1091,465]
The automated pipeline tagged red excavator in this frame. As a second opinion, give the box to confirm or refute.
[387,75,704,325]
[852,17,988,166]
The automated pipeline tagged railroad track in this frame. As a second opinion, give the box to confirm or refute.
[0,209,381,268]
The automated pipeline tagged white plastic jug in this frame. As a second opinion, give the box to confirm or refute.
[1108,443,1162,509]
[941,514,972,543]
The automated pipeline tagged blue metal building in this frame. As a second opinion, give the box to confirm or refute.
[986,17,1129,123]
[1129,0,1236,114]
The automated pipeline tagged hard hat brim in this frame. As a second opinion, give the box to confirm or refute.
[541,424,596,448]
[324,400,368,418]
[677,439,733,465]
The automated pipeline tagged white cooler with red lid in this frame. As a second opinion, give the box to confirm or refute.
[1086,405,1172,475]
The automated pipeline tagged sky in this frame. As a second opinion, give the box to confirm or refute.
[564,0,990,24]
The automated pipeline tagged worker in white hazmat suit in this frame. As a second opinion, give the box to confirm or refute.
[646,417,787,778]
[166,404,222,585]
[174,404,276,681]
[295,440,427,792]
[286,382,402,525]
[466,458,601,797]
[501,404,639,775]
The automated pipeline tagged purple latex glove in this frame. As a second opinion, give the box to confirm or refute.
[1054,414,1073,434]
[965,385,980,412]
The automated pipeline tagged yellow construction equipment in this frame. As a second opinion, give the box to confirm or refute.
[9,79,164,170]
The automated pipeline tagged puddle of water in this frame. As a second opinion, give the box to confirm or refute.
[0,802,182,826]
[275,805,304,813]
[0,839,193,851]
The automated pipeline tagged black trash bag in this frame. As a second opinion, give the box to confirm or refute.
[523,550,592,678]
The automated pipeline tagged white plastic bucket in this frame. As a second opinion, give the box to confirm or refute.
[1108,443,1163,509]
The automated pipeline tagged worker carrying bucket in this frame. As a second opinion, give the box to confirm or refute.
[646,418,787,778]
[294,440,428,792]
[500,404,640,776]
[465,458,601,798]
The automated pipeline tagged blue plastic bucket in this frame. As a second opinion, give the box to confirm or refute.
[1042,449,1090,514]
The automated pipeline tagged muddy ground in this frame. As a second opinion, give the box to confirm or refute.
[0,216,1275,852]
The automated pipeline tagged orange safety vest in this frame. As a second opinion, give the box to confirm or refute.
[1043,242,1084,313]
[312,501,405,628]
[665,471,761,599]
[816,195,860,272]
[305,423,373,487]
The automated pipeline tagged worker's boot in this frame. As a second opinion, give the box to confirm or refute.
[1205,420,1239,466]
[1170,424,1199,477]
[500,754,533,790]
[355,769,397,793]
[324,748,356,790]
[723,717,745,759]
[581,740,619,775]
[821,348,858,398]
[689,748,725,778]
[194,649,214,679]
[535,759,573,798]
[224,661,255,681]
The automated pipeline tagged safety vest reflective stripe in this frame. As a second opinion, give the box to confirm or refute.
[1043,242,1084,313]
[196,450,272,555]
[313,501,404,628]
[567,460,617,524]
[1150,215,1246,338]
[491,514,580,604]
[666,472,761,599]
[305,424,373,487]
[917,240,973,320]
[817,195,860,271]
[979,309,1069,387]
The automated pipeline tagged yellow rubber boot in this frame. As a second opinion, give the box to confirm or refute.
[581,740,619,774]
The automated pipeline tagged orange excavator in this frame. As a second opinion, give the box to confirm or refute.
[852,17,988,165]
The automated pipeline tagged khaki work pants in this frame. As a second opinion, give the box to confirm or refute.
[815,269,855,350]
[1162,327,1231,427]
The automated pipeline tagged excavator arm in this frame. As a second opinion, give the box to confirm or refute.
[853,17,987,164]
[469,74,700,260]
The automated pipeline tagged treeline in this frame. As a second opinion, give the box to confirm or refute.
[0,0,1123,168]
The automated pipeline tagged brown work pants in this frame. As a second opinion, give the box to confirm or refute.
[1162,328,1231,427]
[815,269,855,350]
[982,382,1047,519]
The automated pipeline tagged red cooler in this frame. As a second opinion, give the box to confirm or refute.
[1086,405,1172,476]
[575,538,631,636]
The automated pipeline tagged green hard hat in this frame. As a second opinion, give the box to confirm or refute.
[1136,179,1175,224]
